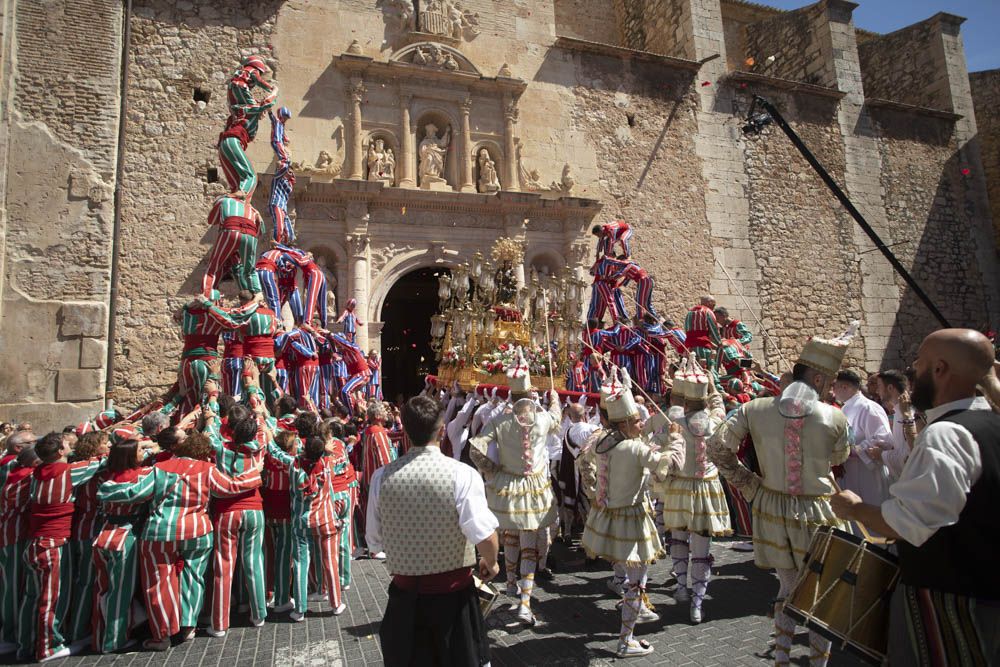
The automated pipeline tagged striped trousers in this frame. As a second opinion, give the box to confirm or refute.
[332,490,353,590]
[212,510,267,631]
[203,230,261,297]
[18,537,72,660]
[67,539,96,643]
[341,372,371,417]
[269,178,294,244]
[257,269,305,325]
[178,357,212,415]
[631,275,657,319]
[587,282,627,323]
[319,364,334,411]
[291,523,342,614]
[292,365,320,410]
[218,136,257,197]
[222,357,244,398]
[139,535,213,640]
[265,519,294,607]
[92,530,139,653]
[0,542,25,646]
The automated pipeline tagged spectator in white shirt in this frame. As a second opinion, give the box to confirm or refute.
[832,369,892,506]
[832,329,1000,666]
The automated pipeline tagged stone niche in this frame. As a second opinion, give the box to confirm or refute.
[334,40,526,194]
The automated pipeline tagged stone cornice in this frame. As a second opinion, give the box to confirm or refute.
[289,177,602,220]
[333,53,527,97]
[865,98,962,121]
[553,36,703,72]
[728,71,846,99]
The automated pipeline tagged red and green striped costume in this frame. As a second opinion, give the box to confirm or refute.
[202,196,264,297]
[96,446,261,641]
[0,465,33,649]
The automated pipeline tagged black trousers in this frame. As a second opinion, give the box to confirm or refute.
[380,581,491,667]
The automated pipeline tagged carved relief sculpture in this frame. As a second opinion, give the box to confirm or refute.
[380,0,415,32]
[418,123,451,190]
[292,150,341,180]
[516,144,574,197]
[366,138,395,184]
[477,148,500,193]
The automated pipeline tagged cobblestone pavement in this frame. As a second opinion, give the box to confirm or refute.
[2,538,867,667]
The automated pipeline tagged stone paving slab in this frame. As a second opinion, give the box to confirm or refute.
[1,538,867,666]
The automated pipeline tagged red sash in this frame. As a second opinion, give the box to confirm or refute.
[392,567,474,594]
[183,334,220,354]
[261,488,291,520]
[224,339,245,358]
[244,336,275,358]
[218,124,249,150]
[221,215,259,236]
[686,330,714,349]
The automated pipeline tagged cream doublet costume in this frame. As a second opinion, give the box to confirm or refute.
[656,391,732,537]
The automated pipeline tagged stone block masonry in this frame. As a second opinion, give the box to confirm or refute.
[970,69,1000,245]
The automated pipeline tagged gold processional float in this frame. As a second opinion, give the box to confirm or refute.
[430,238,591,392]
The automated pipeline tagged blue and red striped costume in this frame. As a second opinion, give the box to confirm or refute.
[604,256,658,319]
[596,219,633,258]
[684,305,722,372]
[365,355,382,401]
[336,302,362,344]
[638,320,672,394]
[257,246,308,324]
[222,330,244,398]
[268,107,295,244]
[587,257,628,323]
[329,334,371,417]
[283,327,320,409]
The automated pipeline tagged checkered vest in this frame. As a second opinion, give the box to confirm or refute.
[379,447,477,576]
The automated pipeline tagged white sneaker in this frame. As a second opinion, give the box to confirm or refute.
[616,639,654,658]
[333,603,347,615]
[204,627,226,638]
[343,585,350,591]
[673,586,690,603]
[250,616,265,627]
[636,606,660,624]
[372,551,387,561]
[289,611,305,622]
[307,592,327,602]
[272,600,295,613]
[690,603,703,624]
[40,646,71,662]
[515,605,536,626]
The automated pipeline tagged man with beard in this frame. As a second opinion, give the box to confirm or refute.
[710,324,857,667]
[832,329,1000,666]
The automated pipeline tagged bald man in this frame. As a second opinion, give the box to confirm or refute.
[557,402,597,541]
[832,329,1000,666]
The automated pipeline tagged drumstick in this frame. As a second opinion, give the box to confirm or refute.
[828,474,887,545]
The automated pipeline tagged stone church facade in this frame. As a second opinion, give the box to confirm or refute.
[1,0,998,426]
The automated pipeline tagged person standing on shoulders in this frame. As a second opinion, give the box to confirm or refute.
[368,395,499,667]
[832,329,1000,666]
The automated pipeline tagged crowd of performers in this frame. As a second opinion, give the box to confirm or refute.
[1,52,997,667]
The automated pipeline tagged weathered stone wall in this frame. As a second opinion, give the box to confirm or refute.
[969,69,1000,245]
[873,112,994,364]
[554,0,619,44]
[112,0,284,407]
[739,90,867,369]
[741,3,828,84]
[566,55,710,316]
[857,17,950,109]
[0,0,122,429]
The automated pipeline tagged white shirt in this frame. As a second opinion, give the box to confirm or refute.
[881,397,988,547]
[366,445,499,554]
[470,399,496,437]
[882,399,910,480]
[840,392,893,505]
[446,396,477,461]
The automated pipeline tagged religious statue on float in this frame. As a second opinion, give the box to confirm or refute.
[418,122,451,189]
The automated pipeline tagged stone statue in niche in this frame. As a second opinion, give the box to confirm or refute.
[314,254,338,317]
[476,148,500,193]
[366,138,395,183]
[418,123,451,190]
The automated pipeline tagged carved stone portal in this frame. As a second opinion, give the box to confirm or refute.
[380,0,480,43]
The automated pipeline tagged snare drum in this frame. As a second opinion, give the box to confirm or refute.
[784,525,900,666]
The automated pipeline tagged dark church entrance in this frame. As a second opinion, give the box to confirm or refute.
[380,267,444,402]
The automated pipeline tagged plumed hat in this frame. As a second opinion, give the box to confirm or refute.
[797,321,860,377]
